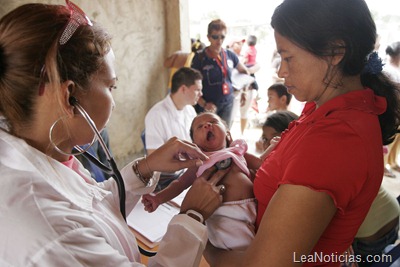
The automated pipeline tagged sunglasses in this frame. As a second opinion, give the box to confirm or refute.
[59,0,93,45]
[210,34,226,40]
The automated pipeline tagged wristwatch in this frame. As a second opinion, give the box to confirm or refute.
[185,209,204,224]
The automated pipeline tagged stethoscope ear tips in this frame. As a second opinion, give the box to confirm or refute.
[69,96,78,106]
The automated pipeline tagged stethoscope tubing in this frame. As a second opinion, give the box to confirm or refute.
[71,98,127,220]
[70,98,156,257]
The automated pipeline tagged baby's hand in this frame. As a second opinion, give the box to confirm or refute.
[141,194,160,213]
[260,136,281,161]
[270,136,281,146]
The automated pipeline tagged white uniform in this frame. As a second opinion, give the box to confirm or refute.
[0,130,207,267]
[145,94,196,150]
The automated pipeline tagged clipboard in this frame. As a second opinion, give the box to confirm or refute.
[127,189,189,247]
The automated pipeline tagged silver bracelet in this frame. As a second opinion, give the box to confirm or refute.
[132,157,152,187]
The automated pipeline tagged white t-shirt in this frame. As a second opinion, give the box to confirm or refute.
[145,94,197,150]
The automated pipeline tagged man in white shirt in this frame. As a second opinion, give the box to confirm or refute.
[145,67,203,190]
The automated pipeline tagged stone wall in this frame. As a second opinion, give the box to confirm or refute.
[0,0,189,167]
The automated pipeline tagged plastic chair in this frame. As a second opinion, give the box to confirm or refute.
[370,243,400,267]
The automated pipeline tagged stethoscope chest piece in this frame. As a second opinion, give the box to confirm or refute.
[214,157,232,170]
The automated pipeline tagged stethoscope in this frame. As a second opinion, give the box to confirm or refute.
[69,96,157,257]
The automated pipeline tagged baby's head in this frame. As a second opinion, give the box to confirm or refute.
[261,111,298,149]
[190,112,230,152]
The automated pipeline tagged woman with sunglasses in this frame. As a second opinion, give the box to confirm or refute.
[0,2,228,266]
[191,19,249,129]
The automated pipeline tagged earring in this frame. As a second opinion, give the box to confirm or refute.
[49,115,97,156]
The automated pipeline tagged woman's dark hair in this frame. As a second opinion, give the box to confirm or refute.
[271,0,400,145]
[0,3,111,133]
[268,83,292,105]
[263,111,298,133]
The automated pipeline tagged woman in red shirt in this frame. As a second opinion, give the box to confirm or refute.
[205,0,400,266]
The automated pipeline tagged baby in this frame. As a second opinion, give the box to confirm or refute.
[142,112,256,251]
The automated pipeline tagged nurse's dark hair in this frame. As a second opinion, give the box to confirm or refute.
[0,3,111,133]
[271,0,400,145]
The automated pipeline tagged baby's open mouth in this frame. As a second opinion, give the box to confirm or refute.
[206,131,214,141]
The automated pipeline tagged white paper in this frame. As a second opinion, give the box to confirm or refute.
[127,191,188,247]
[231,68,255,90]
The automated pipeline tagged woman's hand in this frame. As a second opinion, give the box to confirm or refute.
[143,137,209,174]
[180,165,229,221]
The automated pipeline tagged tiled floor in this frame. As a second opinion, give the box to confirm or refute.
[230,114,263,156]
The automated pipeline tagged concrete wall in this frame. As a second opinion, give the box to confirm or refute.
[0,0,189,167]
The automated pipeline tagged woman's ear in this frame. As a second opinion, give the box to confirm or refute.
[61,80,76,117]
[331,40,346,66]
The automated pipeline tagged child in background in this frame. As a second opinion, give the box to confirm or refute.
[142,112,256,251]
[240,35,260,135]
[267,83,292,112]
[253,83,293,129]
[244,35,258,69]
[255,111,299,155]
[243,35,259,91]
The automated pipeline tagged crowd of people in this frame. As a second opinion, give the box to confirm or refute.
[1,0,400,266]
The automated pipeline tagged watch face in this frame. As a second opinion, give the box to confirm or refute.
[214,158,232,170]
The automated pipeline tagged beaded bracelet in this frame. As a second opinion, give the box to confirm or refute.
[143,155,152,175]
[132,157,152,187]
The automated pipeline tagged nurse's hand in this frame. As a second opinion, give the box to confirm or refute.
[143,137,208,174]
[180,166,229,221]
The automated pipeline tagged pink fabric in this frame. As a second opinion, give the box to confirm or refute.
[62,156,93,184]
[196,139,250,177]
[245,46,257,66]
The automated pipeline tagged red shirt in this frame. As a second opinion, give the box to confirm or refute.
[244,46,257,66]
[254,89,386,266]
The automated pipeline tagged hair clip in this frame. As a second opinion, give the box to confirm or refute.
[59,0,93,45]
[362,51,384,75]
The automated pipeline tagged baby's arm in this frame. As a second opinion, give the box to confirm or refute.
[142,166,198,212]
[260,136,280,161]
[245,137,280,170]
